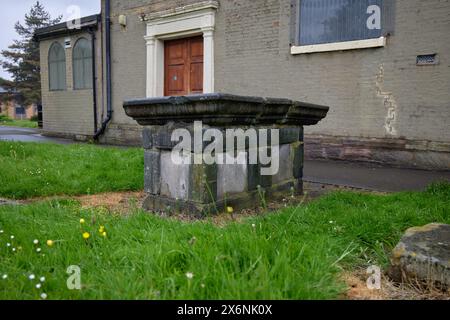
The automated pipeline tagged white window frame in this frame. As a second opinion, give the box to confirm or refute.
[291,37,386,55]
[291,0,386,55]
[144,1,218,97]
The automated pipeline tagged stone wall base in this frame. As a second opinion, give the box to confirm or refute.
[142,124,305,215]
[100,123,142,146]
[305,135,450,171]
[143,180,302,217]
[42,131,92,142]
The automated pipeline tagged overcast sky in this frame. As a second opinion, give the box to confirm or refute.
[0,0,100,80]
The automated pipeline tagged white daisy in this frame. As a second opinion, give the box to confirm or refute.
[40,293,47,300]
[36,284,42,289]
[185,272,194,280]
[40,277,46,282]
[29,274,35,280]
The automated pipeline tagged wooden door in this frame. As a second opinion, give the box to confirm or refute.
[164,36,204,96]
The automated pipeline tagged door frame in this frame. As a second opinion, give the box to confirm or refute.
[144,1,217,97]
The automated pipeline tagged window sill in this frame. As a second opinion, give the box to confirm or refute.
[291,37,386,55]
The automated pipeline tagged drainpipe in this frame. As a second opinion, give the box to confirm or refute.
[88,27,98,133]
[94,0,112,140]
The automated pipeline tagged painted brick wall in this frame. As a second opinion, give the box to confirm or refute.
[214,0,450,143]
[40,31,103,138]
[104,0,204,132]
[98,0,450,167]
[211,0,450,168]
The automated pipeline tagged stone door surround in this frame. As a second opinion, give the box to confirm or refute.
[144,1,218,97]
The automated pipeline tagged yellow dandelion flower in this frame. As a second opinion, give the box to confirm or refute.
[226,206,234,214]
[102,232,107,238]
[82,232,90,240]
[80,218,86,224]
[99,226,105,233]
[46,240,54,247]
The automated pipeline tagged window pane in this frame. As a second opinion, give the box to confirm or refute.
[73,38,93,89]
[84,58,93,89]
[49,60,57,90]
[15,106,25,115]
[58,61,66,89]
[299,0,383,45]
[74,58,83,89]
[48,42,66,90]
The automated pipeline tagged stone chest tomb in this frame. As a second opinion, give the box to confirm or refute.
[124,93,329,215]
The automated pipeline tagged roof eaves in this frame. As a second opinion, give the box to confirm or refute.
[34,14,100,41]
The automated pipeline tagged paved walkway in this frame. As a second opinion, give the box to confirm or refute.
[304,160,450,192]
[1,125,449,192]
[0,126,73,144]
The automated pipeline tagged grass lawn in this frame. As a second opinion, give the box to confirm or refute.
[0,184,448,300]
[0,141,144,199]
[0,141,448,299]
[0,115,38,129]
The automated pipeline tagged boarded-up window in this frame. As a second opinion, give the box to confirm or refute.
[73,38,93,90]
[299,0,383,46]
[48,42,66,91]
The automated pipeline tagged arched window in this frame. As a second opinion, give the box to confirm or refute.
[73,38,93,89]
[48,42,66,91]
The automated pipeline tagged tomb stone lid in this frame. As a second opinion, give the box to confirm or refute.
[123,93,329,127]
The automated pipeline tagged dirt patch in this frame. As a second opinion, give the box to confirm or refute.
[13,181,381,220]
[76,191,145,214]
[342,269,450,300]
[154,182,386,225]
[19,191,145,214]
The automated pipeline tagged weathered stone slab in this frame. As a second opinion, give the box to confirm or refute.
[190,163,218,204]
[144,150,161,195]
[217,152,248,199]
[273,144,294,184]
[124,93,329,127]
[248,162,272,191]
[292,141,304,179]
[142,127,154,149]
[160,151,191,200]
[279,127,301,145]
[143,125,181,150]
[389,223,450,289]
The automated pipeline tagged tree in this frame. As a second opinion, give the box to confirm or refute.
[1,1,61,106]
[0,77,12,88]
[0,77,14,104]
